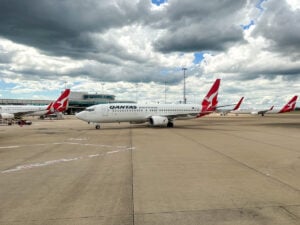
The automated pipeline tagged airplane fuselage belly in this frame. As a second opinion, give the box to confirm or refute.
[101,112,147,123]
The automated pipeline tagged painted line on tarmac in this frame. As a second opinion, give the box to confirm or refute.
[0,142,129,150]
[1,147,135,174]
[0,146,20,149]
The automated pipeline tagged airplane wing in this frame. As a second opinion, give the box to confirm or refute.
[215,104,235,109]
[158,110,215,120]
[257,106,274,115]
[13,109,48,119]
[169,113,199,119]
[12,111,36,119]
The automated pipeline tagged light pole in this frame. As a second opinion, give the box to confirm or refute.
[182,67,187,104]
[135,83,138,103]
[164,81,166,104]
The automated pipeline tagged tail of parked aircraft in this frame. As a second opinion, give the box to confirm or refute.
[197,79,221,117]
[279,95,298,113]
[46,102,54,114]
[233,97,244,111]
[52,89,71,113]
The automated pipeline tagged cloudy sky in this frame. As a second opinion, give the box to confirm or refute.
[0,0,299,108]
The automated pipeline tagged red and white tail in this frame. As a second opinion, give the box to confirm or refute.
[46,102,54,114]
[279,95,298,113]
[233,97,244,111]
[52,89,71,113]
[197,79,221,117]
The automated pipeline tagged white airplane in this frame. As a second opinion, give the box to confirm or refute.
[235,95,298,116]
[216,97,244,116]
[76,79,221,129]
[0,89,70,119]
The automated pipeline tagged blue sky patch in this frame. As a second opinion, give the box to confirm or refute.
[242,20,255,30]
[193,52,205,64]
[0,80,16,97]
[256,0,267,12]
[151,0,167,6]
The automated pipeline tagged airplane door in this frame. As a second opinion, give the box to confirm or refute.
[102,107,108,116]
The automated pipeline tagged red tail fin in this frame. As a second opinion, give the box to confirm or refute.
[46,102,53,110]
[197,79,221,117]
[52,89,71,112]
[279,95,298,113]
[233,97,244,111]
[45,102,54,115]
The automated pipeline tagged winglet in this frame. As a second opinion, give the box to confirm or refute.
[233,97,244,111]
[197,79,221,117]
[279,95,298,113]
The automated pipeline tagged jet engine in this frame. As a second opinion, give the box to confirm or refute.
[149,116,169,126]
[0,113,14,119]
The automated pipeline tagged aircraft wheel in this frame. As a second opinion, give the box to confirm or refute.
[95,125,100,129]
[167,122,174,128]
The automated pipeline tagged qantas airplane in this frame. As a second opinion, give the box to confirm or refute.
[76,79,221,129]
[0,89,70,119]
[235,95,298,116]
[216,97,244,116]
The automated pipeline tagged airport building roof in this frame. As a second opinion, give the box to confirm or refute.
[0,91,135,114]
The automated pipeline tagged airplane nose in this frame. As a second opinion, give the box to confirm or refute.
[75,111,85,121]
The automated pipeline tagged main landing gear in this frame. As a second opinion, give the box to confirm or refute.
[95,124,100,129]
[167,121,174,128]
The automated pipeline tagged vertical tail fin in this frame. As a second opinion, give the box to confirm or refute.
[233,97,244,111]
[46,102,53,110]
[52,89,71,112]
[279,95,298,113]
[46,102,54,114]
[198,79,221,117]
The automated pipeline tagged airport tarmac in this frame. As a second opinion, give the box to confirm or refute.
[0,114,299,225]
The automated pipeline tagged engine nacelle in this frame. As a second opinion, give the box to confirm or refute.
[251,111,258,115]
[0,113,14,119]
[149,116,169,126]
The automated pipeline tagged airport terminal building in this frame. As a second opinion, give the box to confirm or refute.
[0,91,135,115]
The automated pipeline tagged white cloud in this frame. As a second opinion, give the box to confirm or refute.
[0,0,299,108]
[286,0,300,10]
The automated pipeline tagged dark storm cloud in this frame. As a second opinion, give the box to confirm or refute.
[0,0,150,60]
[153,24,244,52]
[3,0,299,85]
[252,0,300,59]
[152,0,247,53]
[0,0,247,60]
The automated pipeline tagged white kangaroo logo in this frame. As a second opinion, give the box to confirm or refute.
[204,91,218,109]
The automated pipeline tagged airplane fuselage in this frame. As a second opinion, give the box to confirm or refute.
[76,103,201,124]
[0,105,48,116]
[76,79,220,129]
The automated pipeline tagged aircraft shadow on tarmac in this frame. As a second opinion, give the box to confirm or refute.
[79,124,239,132]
